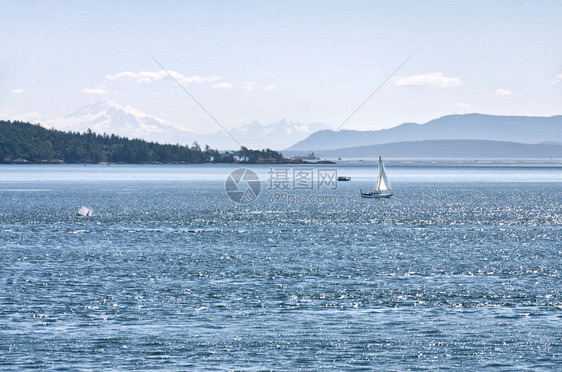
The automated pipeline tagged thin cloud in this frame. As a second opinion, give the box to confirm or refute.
[550,73,562,85]
[11,89,25,94]
[455,102,471,108]
[264,84,276,91]
[242,82,255,91]
[0,108,42,122]
[495,88,514,96]
[106,70,219,85]
[394,72,463,88]
[212,82,233,89]
[81,85,108,95]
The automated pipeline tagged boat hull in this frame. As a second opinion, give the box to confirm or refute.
[361,192,393,199]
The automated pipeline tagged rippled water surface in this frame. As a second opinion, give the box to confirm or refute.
[1,163,561,370]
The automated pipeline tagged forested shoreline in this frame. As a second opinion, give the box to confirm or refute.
[0,120,293,164]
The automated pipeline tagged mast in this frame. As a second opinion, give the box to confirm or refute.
[376,156,383,192]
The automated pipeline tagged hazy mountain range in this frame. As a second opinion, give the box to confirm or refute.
[303,139,562,159]
[44,100,331,150]
[39,101,562,158]
[286,114,562,151]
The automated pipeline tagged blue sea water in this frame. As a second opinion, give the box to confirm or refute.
[1,162,561,370]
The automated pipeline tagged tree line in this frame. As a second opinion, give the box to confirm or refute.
[0,120,286,164]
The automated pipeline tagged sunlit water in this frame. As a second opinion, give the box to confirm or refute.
[1,162,561,370]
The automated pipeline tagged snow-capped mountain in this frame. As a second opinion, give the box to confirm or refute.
[45,100,332,150]
[45,99,199,145]
[229,118,331,150]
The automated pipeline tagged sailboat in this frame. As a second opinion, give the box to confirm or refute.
[361,157,393,199]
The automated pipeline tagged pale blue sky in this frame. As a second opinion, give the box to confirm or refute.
[1,0,561,132]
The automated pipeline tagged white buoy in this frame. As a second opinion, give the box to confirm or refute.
[77,207,92,216]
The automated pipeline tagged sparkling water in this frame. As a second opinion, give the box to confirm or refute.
[1,162,561,370]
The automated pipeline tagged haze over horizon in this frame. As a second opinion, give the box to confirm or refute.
[19,97,561,151]
[1,1,561,137]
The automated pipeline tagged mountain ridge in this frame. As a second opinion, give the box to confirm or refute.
[283,139,562,159]
[286,113,562,151]
[45,100,330,150]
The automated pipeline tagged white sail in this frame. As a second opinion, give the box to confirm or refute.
[381,162,391,191]
[376,157,391,192]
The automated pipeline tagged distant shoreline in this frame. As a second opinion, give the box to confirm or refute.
[3,158,562,165]
[0,159,336,165]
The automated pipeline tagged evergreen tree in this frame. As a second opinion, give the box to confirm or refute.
[0,120,288,164]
